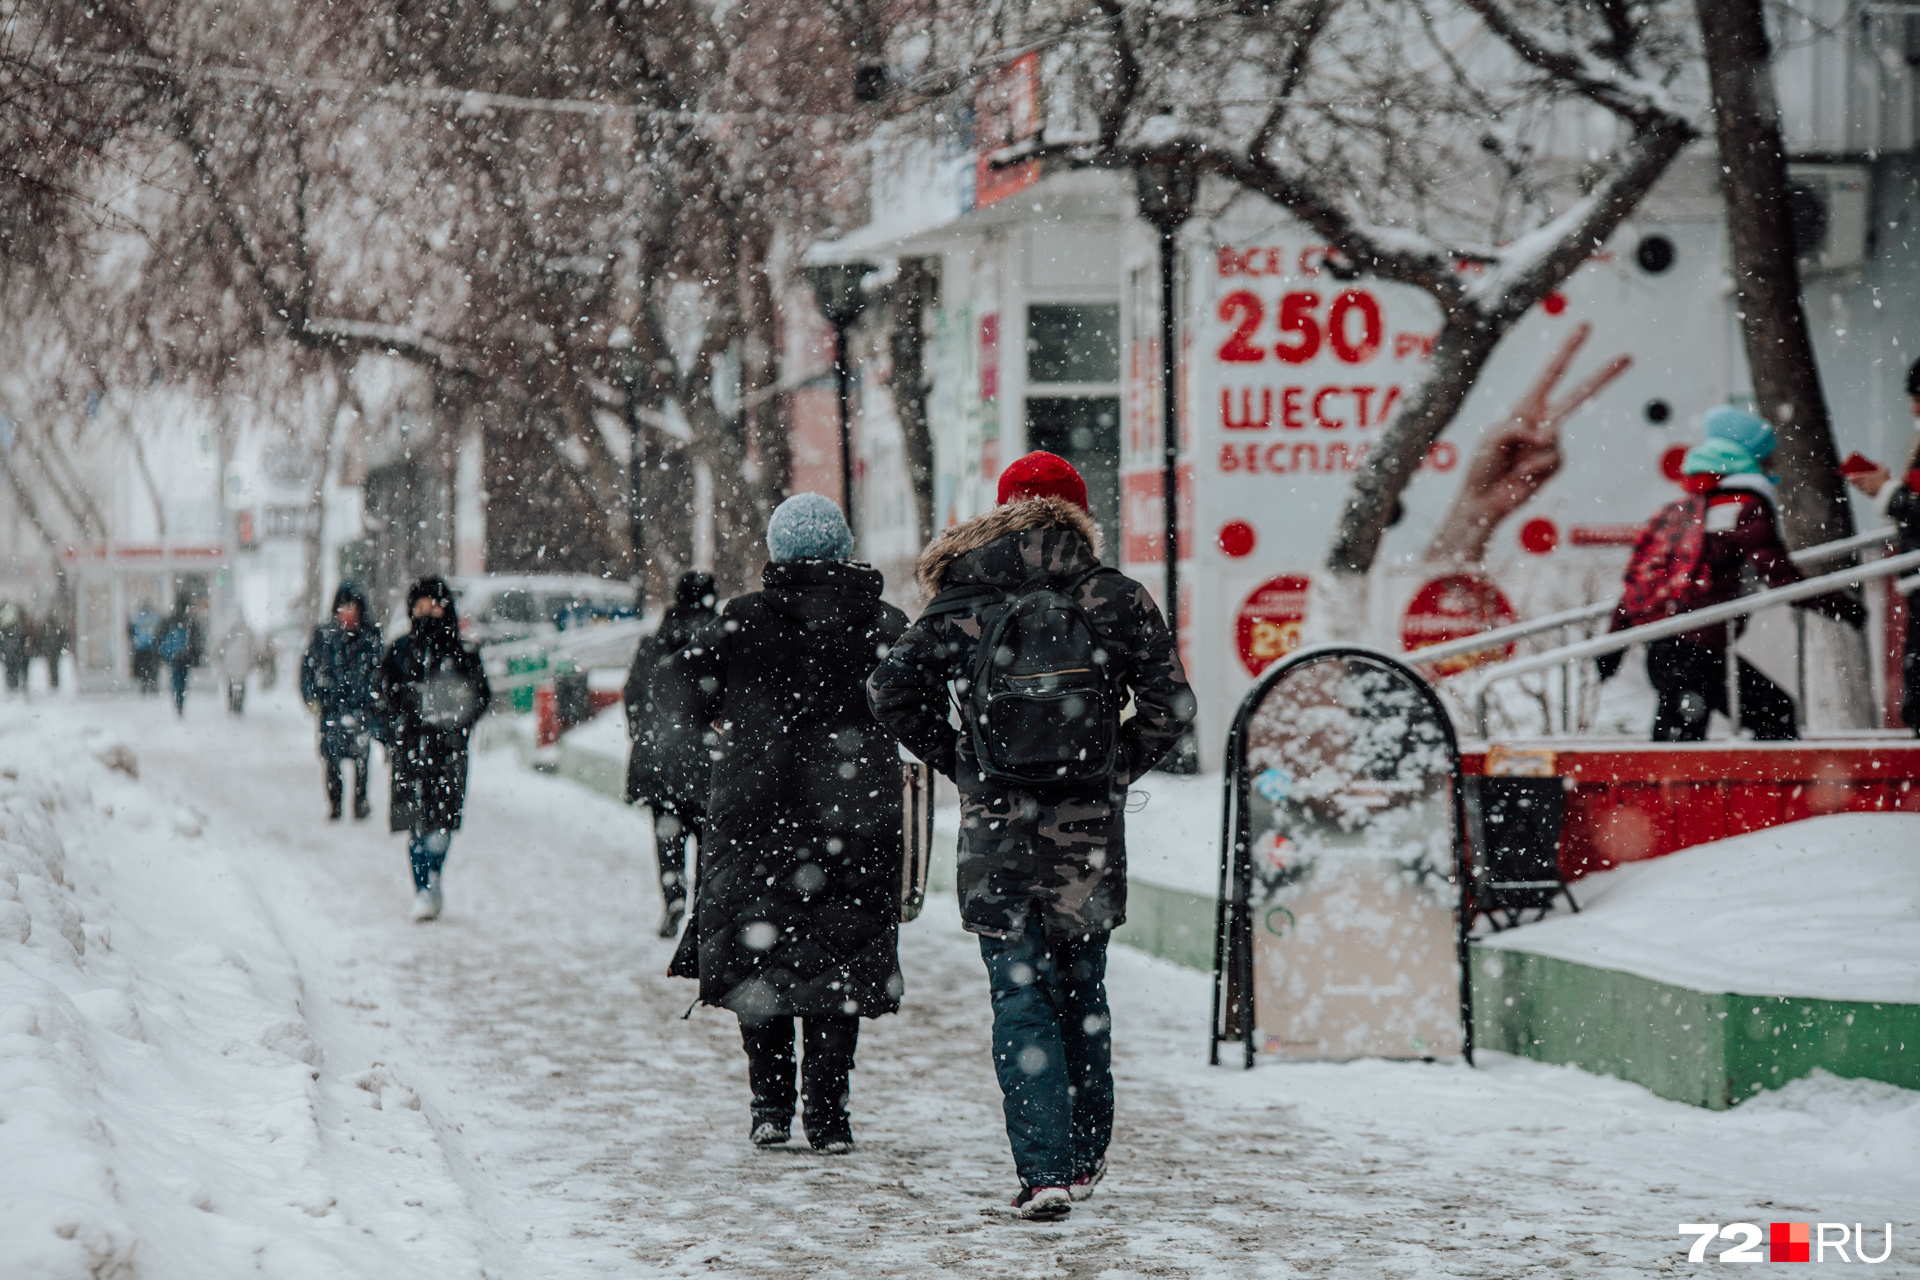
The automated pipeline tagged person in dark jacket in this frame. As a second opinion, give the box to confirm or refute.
[36,606,69,690]
[380,576,492,921]
[301,583,385,820]
[1844,356,1920,734]
[129,601,161,695]
[866,452,1196,1221]
[1602,409,1865,741]
[666,494,908,1154]
[0,601,29,693]
[160,596,207,716]
[624,570,719,939]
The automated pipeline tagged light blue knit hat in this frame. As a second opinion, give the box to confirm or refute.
[1702,406,1776,461]
[766,492,854,562]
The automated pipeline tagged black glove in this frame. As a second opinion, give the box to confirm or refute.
[1594,649,1624,682]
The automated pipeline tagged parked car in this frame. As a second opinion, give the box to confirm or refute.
[448,574,641,648]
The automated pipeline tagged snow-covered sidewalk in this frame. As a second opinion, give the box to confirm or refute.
[5,687,1919,1278]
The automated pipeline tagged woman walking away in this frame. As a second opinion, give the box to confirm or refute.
[1844,355,1920,734]
[624,570,719,939]
[302,584,384,820]
[215,610,256,715]
[380,577,492,921]
[667,494,908,1154]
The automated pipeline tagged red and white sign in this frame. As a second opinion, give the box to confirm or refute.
[1235,574,1311,677]
[1399,573,1518,676]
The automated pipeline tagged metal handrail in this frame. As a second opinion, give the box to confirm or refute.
[1467,545,1920,735]
[1409,525,1897,670]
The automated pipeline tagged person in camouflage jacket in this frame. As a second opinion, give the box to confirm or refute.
[866,451,1195,1218]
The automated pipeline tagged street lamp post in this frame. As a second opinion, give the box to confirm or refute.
[1135,156,1199,771]
[805,261,874,539]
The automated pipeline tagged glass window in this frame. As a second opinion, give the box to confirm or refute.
[1026,304,1120,383]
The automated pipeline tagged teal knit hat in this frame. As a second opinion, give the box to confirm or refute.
[1702,406,1776,461]
[1681,438,1763,477]
[766,492,854,562]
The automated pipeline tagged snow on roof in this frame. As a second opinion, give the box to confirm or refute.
[1478,813,1920,1004]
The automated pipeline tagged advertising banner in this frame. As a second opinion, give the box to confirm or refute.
[1213,647,1469,1065]
[1175,210,1733,753]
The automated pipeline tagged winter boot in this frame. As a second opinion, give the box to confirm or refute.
[329,800,343,822]
[1070,1157,1107,1202]
[410,872,443,922]
[750,1118,791,1147]
[658,898,686,939]
[1011,1186,1071,1221]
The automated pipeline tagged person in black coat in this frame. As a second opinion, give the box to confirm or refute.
[380,576,492,922]
[624,570,719,939]
[666,493,908,1153]
[301,583,385,820]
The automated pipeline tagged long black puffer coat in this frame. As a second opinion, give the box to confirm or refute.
[623,574,718,809]
[667,559,909,1021]
[380,611,492,833]
[301,585,384,761]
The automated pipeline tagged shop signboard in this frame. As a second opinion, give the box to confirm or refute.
[1212,646,1470,1066]
[1166,211,1732,756]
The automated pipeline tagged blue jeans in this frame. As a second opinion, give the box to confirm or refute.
[978,913,1113,1189]
[169,661,189,714]
[408,829,451,891]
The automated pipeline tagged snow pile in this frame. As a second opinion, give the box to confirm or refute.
[560,701,628,760]
[1478,813,1920,1002]
[0,715,477,1280]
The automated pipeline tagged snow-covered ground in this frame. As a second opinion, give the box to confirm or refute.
[1479,814,1920,1002]
[5,684,1920,1278]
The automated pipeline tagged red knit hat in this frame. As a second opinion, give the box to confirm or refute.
[997,451,1089,511]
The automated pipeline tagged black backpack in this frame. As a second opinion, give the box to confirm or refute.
[922,568,1119,789]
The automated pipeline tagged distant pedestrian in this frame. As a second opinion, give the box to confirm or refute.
[0,602,28,693]
[37,607,69,690]
[868,452,1196,1220]
[379,576,491,922]
[667,494,908,1155]
[1601,408,1865,739]
[159,597,206,716]
[215,611,256,715]
[1843,356,1920,735]
[623,570,718,939]
[129,601,161,695]
[303,584,385,820]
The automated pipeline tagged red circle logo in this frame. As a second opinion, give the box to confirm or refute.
[1218,520,1257,558]
[1401,574,1517,676]
[1542,292,1568,315]
[1519,517,1559,555]
[1660,444,1689,483]
[1235,574,1310,677]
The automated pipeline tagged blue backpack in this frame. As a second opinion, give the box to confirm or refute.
[158,624,188,664]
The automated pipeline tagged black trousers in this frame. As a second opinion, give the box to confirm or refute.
[1646,636,1796,742]
[739,1015,859,1143]
[1904,603,1920,734]
[326,753,370,814]
[654,804,702,905]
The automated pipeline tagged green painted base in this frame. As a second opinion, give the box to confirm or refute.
[1472,944,1920,1109]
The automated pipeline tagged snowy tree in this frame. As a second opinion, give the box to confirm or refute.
[883,0,1700,626]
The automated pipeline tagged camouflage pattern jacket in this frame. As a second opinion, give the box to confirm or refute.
[867,498,1195,939]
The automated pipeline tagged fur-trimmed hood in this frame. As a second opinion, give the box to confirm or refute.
[915,497,1101,596]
